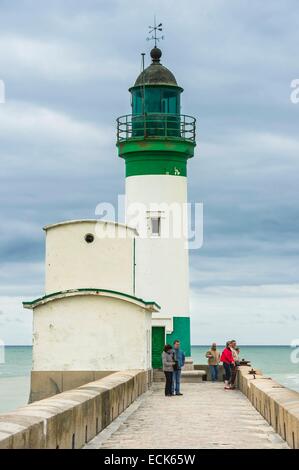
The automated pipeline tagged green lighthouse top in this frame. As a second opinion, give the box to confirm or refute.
[128,47,183,117]
[132,47,180,89]
[116,40,196,178]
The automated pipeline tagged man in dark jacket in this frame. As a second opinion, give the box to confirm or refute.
[171,340,185,396]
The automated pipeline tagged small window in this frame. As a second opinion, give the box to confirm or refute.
[150,217,161,236]
[85,233,94,243]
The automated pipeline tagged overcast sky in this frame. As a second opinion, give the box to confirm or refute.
[0,0,299,345]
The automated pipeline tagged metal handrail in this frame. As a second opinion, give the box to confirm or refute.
[116,113,196,143]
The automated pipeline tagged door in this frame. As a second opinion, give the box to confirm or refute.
[151,326,165,369]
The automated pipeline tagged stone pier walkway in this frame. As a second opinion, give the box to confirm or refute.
[85,382,289,449]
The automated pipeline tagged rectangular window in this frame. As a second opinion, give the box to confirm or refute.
[151,217,161,236]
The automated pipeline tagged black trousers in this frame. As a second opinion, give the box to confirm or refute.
[223,362,232,382]
[164,371,173,395]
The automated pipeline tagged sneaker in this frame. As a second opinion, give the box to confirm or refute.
[176,393,183,396]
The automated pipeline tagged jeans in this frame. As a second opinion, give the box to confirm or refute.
[164,371,173,396]
[172,369,182,394]
[223,362,232,382]
[209,365,219,382]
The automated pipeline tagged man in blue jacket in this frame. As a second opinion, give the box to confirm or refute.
[171,340,185,396]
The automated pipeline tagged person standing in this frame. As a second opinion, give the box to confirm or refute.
[220,341,235,390]
[162,344,175,396]
[235,347,240,363]
[230,340,239,363]
[205,342,220,382]
[229,340,239,389]
[172,340,185,396]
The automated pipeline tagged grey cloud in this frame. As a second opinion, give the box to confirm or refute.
[0,0,299,343]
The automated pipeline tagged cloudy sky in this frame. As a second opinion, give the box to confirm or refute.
[0,0,299,345]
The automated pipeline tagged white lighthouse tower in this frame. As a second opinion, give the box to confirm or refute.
[116,45,196,366]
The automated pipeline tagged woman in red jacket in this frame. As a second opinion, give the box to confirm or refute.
[220,341,235,389]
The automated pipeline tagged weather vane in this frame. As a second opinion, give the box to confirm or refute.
[147,16,164,48]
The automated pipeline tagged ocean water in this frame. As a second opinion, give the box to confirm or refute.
[0,346,32,414]
[0,345,298,414]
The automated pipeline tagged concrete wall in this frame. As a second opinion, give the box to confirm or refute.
[31,293,152,371]
[0,370,151,449]
[29,370,114,403]
[238,366,299,449]
[44,220,136,295]
[194,364,224,381]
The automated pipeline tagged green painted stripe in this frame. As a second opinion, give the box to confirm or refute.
[23,288,161,310]
[117,138,195,177]
[125,156,187,177]
[166,316,191,357]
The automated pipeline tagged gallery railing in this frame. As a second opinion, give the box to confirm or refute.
[117,113,196,143]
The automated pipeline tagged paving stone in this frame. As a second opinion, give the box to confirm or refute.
[84,382,289,449]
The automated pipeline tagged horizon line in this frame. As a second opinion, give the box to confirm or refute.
[3,343,293,347]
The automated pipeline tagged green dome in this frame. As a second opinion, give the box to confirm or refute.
[133,48,178,87]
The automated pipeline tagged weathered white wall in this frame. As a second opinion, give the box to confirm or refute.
[32,294,152,371]
[125,175,190,327]
[44,220,136,295]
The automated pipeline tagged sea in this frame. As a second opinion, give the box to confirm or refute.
[0,345,298,414]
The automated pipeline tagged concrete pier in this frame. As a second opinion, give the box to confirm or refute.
[85,382,289,449]
[1,366,298,449]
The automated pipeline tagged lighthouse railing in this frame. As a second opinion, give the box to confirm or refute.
[117,113,196,143]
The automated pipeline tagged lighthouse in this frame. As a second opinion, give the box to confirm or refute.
[117,45,196,366]
[23,32,197,402]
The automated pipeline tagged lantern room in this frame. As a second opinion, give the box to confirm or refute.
[129,47,182,116]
